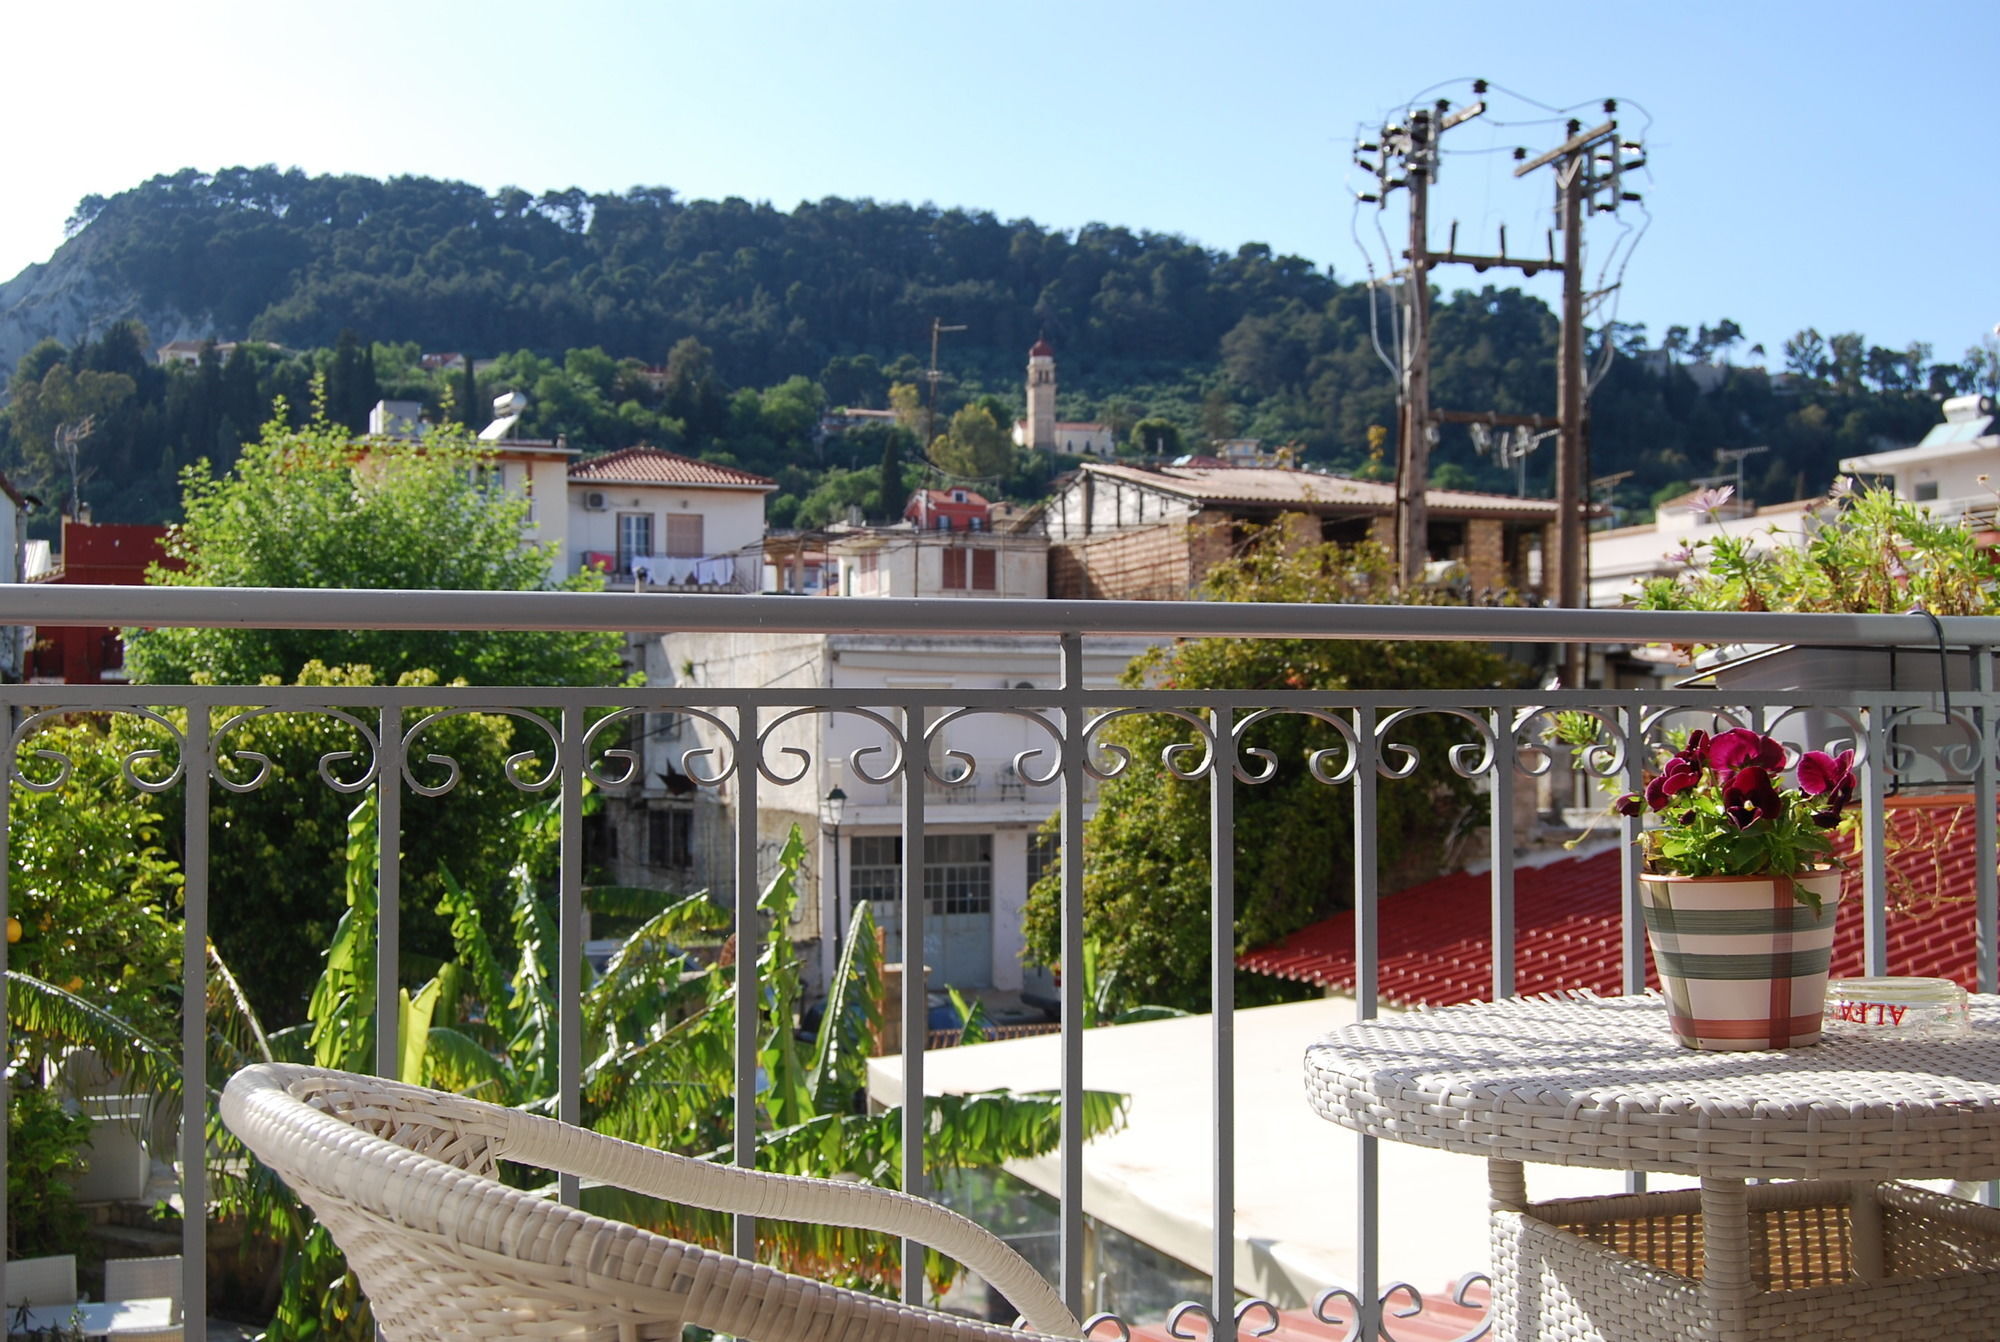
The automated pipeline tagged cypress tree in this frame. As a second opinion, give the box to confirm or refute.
[878,430,905,523]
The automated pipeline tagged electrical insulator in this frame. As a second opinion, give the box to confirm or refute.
[1621,192,1642,202]
[1355,160,1378,174]
[1358,193,1380,204]
[1358,143,1379,153]
[1472,78,1488,94]
[1512,147,1527,160]
[1603,99,1617,114]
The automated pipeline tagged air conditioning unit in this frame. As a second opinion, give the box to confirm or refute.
[583,490,608,511]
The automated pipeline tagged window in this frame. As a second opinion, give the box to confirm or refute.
[969,516,985,532]
[617,513,653,572]
[649,809,693,868]
[851,836,903,904]
[847,834,993,916]
[665,512,705,557]
[951,490,967,503]
[942,548,994,592]
[1914,481,1939,502]
[935,515,952,532]
[942,548,968,590]
[923,833,992,915]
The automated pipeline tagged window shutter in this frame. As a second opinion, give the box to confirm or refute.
[665,513,705,557]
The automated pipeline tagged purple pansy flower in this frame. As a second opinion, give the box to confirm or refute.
[1721,765,1784,828]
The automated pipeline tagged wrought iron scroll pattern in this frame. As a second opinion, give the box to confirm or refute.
[757,706,905,787]
[1376,708,1502,784]
[210,706,381,794]
[919,705,1067,788]
[1162,1297,1281,1339]
[9,706,187,794]
[399,707,562,796]
[1232,708,1359,786]
[1079,707,1216,783]
[1312,1275,1491,1342]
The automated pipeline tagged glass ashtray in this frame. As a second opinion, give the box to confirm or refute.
[1824,977,1972,1040]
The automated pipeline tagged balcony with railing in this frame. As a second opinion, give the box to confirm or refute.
[1,584,1996,1342]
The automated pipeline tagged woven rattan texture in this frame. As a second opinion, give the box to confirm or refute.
[221,1064,1079,1342]
[1492,1182,2000,1342]
[1305,992,2000,1181]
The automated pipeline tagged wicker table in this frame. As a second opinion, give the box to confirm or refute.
[1303,992,2000,1342]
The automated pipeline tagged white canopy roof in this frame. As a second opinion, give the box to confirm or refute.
[867,998,1677,1307]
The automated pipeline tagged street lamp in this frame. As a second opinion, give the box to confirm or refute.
[821,785,848,963]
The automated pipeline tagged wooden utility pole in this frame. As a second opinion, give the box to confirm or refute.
[923,318,966,456]
[1359,89,1646,658]
[1394,107,1435,587]
[1513,113,1632,686]
[1369,98,1486,587]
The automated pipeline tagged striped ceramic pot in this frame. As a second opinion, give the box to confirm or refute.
[1638,868,1846,1050]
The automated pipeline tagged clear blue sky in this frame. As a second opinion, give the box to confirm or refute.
[9,0,1995,367]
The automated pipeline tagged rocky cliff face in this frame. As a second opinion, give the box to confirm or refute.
[0,231,213,391]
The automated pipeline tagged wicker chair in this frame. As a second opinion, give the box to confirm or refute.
[220,1064,1080,1341]
[102,1255,183,1342]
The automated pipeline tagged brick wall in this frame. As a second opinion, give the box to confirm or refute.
[1049,522,1197,600]
[1465,518,1506,592]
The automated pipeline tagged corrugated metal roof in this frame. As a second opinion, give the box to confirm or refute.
[568,447,776,489]
[1081,463,1559,519]
[1239,802,1986,1006]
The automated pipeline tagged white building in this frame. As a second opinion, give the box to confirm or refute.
[567,447,776,592]
[0,470,33,678]
[1587,492,1821,608]
[1839,395,2000,523]
[644,489,1146,998]
[1012,338,1115,459]
[647,626,1151,996]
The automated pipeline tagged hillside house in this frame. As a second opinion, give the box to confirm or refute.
[569,447,776,591]
[831,491,1046,600]
[1040,461,1559,601]
[1840,394,2000,522]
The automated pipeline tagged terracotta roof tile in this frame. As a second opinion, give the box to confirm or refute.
[568,447,775,489]
[1240,802,1989,1006]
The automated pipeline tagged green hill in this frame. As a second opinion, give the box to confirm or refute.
[0,166,1976,530]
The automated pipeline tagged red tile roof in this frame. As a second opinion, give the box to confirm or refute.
[1239,799,1990,1006]
[568,447,775,490]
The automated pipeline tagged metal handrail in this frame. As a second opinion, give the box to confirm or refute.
[1,582,1996,648]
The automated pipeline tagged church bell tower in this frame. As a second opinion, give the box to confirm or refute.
[1026,337,1056,452]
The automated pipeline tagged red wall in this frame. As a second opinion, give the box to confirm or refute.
[27,522,180,684]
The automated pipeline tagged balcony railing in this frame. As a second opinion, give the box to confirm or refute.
[0,586,1996,1341]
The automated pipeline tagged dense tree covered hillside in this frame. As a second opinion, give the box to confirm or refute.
[4,166,1995,532]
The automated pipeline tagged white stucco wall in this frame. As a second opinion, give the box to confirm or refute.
[832,534,1047,600]
[1046,473,1193,540]
[566,484,769,582]
[653,628,1156,996]
[1840,438,2000,521]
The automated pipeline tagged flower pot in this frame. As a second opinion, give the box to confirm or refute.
[1638,868,1845,1050]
